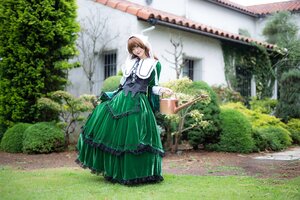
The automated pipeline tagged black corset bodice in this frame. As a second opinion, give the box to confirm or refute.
[122,75,151,97]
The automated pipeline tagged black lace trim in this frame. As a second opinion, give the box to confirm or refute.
[104,175,163,185]
[75,158,163,185]
[82,135,165,157]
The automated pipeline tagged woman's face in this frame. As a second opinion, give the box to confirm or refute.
[132,45,147,59]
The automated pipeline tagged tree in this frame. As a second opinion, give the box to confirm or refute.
[0,0,79,127]
[76,8,119,94]
[159,78,211,152]
[162,36,185,79]
[263,11,300,78]
[37,91,96,147]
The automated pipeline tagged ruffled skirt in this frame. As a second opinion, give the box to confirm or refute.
[76,91,164,185]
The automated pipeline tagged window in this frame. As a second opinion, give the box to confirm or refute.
[103,51,117,79]
[183,59,194,80]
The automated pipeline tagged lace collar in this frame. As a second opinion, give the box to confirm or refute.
[123,58,158,79]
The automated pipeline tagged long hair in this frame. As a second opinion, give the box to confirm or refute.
[127,37,150,59]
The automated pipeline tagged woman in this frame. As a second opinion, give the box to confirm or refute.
[76,34,172,185]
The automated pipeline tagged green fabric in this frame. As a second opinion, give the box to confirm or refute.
[77,63,164,183]
[148,62,161,113]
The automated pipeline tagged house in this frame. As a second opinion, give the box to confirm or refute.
[68,0,300,98]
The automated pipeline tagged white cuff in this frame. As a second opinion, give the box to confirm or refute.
[152,86,163,95]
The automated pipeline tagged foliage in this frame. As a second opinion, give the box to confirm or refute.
[275,69,300,122]
[263,12,300,107]
[101,75,122,93]
[222,41,275,100]
[36,91,95,147]
[263,11,300,77]
[160,78,211,152]
[23,122,65,154]
[213,108,254,153]
[211,84,244,104]
[0,123,31,153]
[222,102,286,129]
[253,126,292,151]
[249,97,278,115]
[0,0,79,127]
[286,118,300,144]
[161,78,218,150]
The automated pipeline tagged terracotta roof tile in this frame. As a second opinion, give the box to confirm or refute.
[247,1,300,15]
[95,0,276,49]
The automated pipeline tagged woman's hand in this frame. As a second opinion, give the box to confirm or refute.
[160,87,173,95]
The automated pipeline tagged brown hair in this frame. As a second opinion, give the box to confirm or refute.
[127,37,150,58]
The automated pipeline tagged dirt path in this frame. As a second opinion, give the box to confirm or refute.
[0,150,299,179]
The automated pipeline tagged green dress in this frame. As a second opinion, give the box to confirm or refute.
[76,62,164,185]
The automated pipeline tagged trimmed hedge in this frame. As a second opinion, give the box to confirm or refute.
[215,108,254,153]
[23,122,65,154]
[101,75,122,93]
[253,126,292,151]
[0,123,32,153]
[286,118,300,144]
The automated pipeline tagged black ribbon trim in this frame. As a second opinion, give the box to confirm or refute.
[82,135,165,157]
[75,158,163,185]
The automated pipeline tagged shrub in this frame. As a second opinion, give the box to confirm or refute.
[101,75,122,93]
[0,123,32,153]
[249,97,278,115]
[211,84,244,104]
[286,118,300,144]
[253,126,292,151]
[216,108,254,153]
[222,102,286,129]
[0,0,79,126]
[36,91,95,147]
[276,69,300,122]
[162,78,221,149]
[23,122,65,154]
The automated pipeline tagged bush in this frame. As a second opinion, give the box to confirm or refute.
[276,69,300,122]
[0,123,32,153]
[286,118,300,144]
[211,84,244,104]
[222,102,286,129]
[162,78,221,149]
[253,126,292,151]
[23,122,65,154]
[215,108,254,153]
[101,75,122,93]
[249,97,278,115]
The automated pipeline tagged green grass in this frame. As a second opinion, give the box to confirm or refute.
[0,167,299,200]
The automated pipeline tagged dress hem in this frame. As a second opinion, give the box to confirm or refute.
[75,158,164,185]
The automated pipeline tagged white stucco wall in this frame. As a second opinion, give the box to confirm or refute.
[129,0,257,38]
[68,0,140,96]
[144,25,226,85]
[188,0,256,37]
[69,0,227,96]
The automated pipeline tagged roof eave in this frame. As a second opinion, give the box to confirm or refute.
[205,0,258,17]
[144,18,275,50]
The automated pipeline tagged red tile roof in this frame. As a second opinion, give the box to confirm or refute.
[208,0,300,16]
[95,0,276,49]
[247,0,300,15]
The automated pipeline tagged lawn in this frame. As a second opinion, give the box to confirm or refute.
[0,167,299,200]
